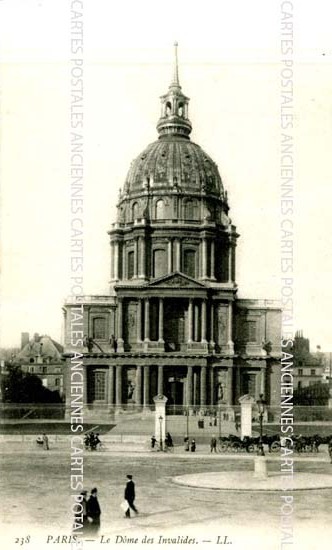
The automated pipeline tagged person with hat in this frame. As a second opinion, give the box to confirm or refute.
[86,488,101,534]
[124,475,138,518]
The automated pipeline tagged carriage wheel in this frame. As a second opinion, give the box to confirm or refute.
[219,442,229,453]
[247,444,255,453]
[271,441,281,453]
[231,441,241,452]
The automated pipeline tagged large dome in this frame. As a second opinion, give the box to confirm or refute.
[124,136,223,197]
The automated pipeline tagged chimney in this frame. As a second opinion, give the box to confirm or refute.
[21,332,29,349]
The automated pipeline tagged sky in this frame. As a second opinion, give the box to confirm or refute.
[0,0,332,351]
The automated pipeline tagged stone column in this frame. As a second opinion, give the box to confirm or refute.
[136,365,142,405]
[200,366,207,406]
[194,303,200,341]
[210,240,215,280]
[122,243,126,280]
[158,298,164,343]
[157,365,164,395]
[260,364,266,396]
[227,303,234,352]
[239,395,256,439]
[210,368,214,405]
[117,298,124,351]
[168,239,173,273]
[209,302,215,344]
[144,298,150,341]
[175,239,181,271]
[228,244,232,283]
[201,300,207,343]
[187,298,193,343]
[134,238,138,278]
[115,365,122,406]
[110,242,114,280]
[193,370,198,406]
[114,241,119,280]
[227,367,233,405]
[137,299,142,342]
[108,365,115,406]
[186,366,193,407]
[202,238,208,278]
[143,365,150,406]
[139,236,146,278]
[235,366,241,402]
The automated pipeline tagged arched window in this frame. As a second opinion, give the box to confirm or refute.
[127,251,135,279]
[155,199,165,220]
[166,102,172,116]
[183,250,196,278]
[92,317,106,340]
[132,202,139,221]
[178,103,184,116]
[153,249,167,278]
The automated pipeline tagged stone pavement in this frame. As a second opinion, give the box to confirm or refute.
[1,448,332,550]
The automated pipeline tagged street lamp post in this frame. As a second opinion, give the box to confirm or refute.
[159,415,163,451]
[256,394,266,456]
[186,407,189,439]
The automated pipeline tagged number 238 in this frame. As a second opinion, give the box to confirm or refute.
[15,536,30,546]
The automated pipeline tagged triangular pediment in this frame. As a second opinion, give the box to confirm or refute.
[146,272,206,289]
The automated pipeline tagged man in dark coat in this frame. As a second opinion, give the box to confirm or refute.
[124,475,138,518]
[86,488,101,534]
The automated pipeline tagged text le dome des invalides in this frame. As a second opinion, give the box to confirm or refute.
[63,44,281,416]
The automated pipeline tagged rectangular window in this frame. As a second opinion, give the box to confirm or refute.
[127,250,135,279]
[92,317,106,340]
[183,249,196,278]
[310,369,316,376]
[298,368,303,376]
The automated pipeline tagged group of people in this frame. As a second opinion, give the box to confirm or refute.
[76,475,138,536]
[150,432,173,450]
[84,432,102,451]
[76,488,101,535]
[184,436,196,452]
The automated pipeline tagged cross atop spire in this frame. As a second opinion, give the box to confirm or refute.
[170,41,180,88]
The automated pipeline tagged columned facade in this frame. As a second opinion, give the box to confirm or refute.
[63,44,281,414]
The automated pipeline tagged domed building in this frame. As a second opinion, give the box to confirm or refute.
[63,45,281,414]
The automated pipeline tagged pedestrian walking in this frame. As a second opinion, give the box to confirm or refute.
[42,433,49,450]
[184,436,189,451]
[151,435,156,449]
[210,435,217,453]
[86,488,101,535]
[124,475,138,518]
[190,439,196,452]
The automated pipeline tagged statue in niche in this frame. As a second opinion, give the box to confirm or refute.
[217,382,224,401]
[127,381,135,400]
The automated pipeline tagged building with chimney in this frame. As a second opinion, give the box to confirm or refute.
[63,45,281,414]
[16,332,64,397]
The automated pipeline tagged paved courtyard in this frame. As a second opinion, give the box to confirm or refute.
[0,446,331,550]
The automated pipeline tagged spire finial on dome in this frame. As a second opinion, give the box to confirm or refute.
[170,41,180,88]
[157,42,192,139]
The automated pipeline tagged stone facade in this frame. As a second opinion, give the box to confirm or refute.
[63,45,281,413]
